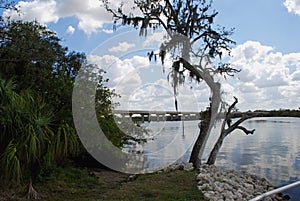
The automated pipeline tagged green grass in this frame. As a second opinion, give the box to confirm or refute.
[36,167,103,201]
[102,170,205,201]
[1,166,205,201]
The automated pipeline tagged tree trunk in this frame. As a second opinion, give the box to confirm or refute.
[27,177,39,200]
[206,131,226,165]
[189,108,211,168]
[188,77,221,168]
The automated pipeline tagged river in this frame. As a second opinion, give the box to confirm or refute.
[137,117,300,200]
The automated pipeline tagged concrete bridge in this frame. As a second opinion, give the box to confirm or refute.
[112,110,202,122]
[112,109,300,123]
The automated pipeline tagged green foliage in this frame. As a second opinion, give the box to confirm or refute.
[0,20,126,186]
[1,141,22,185]
[97,115,127,148]
[0,78,81,186]
[0,20,86,124]
[0,79,48,184]
[50,123,79,162]
[0,20,119,128]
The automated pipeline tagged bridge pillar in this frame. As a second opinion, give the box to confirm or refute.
[172,115,175,121]
[141,115,144,123]
[150,114,155,121]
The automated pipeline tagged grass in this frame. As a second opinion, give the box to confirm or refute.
[36,167,103,201]
[0,166,206,201]
[102,170,205,201]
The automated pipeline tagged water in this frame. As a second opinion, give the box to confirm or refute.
[139,117,300,200]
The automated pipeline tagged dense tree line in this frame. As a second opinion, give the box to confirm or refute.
[0,20,124,197]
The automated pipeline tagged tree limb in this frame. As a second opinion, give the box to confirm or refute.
[236,126,255,135]
[164,0,182,33]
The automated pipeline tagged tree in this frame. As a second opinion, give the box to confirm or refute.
[0,20,120,128]
[0,20,83,197]
[0,20,86,124]
[0,20,123,198]
[103,0,239,168]
[206,97,256,165]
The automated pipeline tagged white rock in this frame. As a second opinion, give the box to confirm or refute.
[196,164,278,201]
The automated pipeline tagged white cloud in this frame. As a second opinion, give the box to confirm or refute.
[109,42,136,53]
[90,39,300,111]
[102,29,114,34]
[231,41,273,63]
[3,0,137,35]
[66,25,75,35]
[226,41,300,110]
[292,69,300,80]
[88,54,152,108]
[143,31,166,48]
[237,82,258,93]
[284,0,300,15]
[88,52,210,111]
[231,41,292,88]
[128,80,174,110]
[125,78,208,111]
[4,0,59,23]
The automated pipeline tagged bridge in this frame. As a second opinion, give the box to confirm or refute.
[112,109,300,123]
[112,110,202,122]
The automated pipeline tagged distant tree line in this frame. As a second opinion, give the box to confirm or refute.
[230,109,300,118]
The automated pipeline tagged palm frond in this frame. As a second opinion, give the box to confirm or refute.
[50,123,79,162]
[0,141,22,185]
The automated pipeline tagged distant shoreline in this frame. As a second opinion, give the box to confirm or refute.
[230,109,300,119]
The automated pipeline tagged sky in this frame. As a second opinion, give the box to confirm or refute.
[3,0,300,112]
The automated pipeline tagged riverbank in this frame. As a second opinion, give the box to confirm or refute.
[0,163,291,201]
[0,164,204,201]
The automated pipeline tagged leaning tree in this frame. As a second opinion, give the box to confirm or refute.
[102,0,249,168]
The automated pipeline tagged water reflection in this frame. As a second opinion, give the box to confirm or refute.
[142,121,198,169]
[214,117,300,200]
[215,117,300,187]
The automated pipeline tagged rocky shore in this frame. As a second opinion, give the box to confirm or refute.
[197,164,290,201]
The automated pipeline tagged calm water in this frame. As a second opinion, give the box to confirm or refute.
[139,117,300,200]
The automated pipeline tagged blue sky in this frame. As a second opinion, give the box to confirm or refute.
[3,0,300,111]
[214,0,300,54]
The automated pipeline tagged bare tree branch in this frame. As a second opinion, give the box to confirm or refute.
[207,97,257,165]
[236,126,255,135]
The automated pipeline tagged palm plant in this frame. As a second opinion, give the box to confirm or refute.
[0,78,52,184]
[0,78,79,197]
